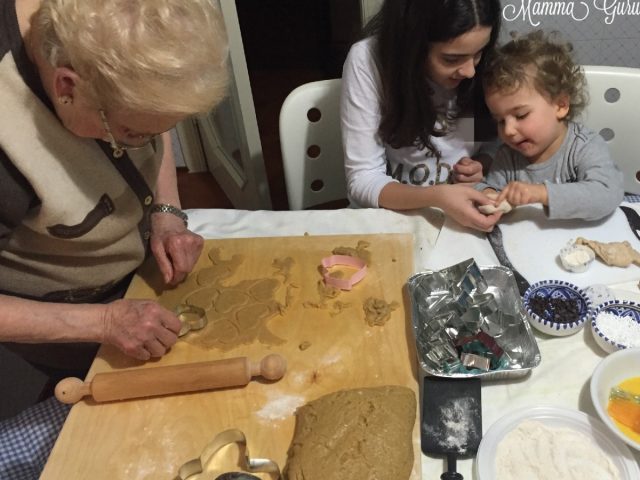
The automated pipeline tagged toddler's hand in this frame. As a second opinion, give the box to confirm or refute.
[453,157,483,183]
[496,182,548,206]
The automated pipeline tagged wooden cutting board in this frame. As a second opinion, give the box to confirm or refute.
[41,234,421,480]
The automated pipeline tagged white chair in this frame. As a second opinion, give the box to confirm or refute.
[581,66,640,195]
[279,79,348,210]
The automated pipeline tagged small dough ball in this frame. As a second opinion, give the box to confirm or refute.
[478,200,513,215]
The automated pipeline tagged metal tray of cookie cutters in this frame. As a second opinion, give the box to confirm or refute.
[407,258,541,380]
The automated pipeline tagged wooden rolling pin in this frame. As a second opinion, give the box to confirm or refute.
[54,354,286,404]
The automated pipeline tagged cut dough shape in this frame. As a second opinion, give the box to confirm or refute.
[284,386,416,480]
[178,248,288,351]
[478,191,513,215]
[478,199,513,215]
[363,297,399,326]
[576,237,640,268]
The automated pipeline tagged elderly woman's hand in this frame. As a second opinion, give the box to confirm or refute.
[103,299,181,361]
[150,213,204,286]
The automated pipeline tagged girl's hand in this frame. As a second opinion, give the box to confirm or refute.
[438,184,502,232]
[496,181,548,206]
[150,213,204,286]
[453,157,484,183]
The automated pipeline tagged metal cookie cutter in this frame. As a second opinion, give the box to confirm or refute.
[175,304,207,337]
[175,429,281,480]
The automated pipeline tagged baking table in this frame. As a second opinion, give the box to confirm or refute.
[41,205,640,478]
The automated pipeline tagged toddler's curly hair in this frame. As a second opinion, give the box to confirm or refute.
[483,30,588,121]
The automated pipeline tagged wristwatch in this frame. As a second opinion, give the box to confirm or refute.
[150,203,188,227]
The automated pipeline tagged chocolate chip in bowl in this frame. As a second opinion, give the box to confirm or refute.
[523,280,592,336]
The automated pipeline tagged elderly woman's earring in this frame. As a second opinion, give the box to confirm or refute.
[58,96,73,105]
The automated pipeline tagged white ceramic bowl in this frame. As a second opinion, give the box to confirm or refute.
[523,280,592,336]
[591,301,640,354]
[559,241,595,273]
[590,348,640,451]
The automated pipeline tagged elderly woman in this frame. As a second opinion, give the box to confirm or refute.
[1,0,229,477]
[0,0,229,375]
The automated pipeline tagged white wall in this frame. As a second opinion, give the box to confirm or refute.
[500,1,640,67]
[360,0,383,24]
[359,1,640,67]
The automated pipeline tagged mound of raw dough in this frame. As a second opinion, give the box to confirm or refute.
[576,237,640,267]
[478,192,513,215]
[284,385,416,480]
[478,200,513,215]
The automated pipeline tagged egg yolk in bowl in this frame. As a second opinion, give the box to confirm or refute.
[608,376,640,444]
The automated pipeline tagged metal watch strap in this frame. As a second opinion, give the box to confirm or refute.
[150,203,188,227]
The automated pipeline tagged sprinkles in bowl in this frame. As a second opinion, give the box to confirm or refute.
[591,301,640,353]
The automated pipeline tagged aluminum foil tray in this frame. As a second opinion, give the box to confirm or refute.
[407,258,541,380]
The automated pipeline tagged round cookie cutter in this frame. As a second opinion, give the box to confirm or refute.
[175,304,207,337]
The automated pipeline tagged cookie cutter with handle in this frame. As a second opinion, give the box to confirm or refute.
[175,429,281,480]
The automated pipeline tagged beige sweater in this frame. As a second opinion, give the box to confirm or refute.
[0,22,161,301]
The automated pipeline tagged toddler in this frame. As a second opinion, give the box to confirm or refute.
[475,31,623,220]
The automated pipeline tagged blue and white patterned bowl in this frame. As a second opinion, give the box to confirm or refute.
[523,280,592,337]
[591,300,640,354]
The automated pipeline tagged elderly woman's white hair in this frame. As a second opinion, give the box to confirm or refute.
[34,0,229,115]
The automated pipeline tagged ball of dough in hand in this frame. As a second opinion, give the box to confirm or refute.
[478,200,513,215]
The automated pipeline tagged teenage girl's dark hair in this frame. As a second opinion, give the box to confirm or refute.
[364,0,501,153]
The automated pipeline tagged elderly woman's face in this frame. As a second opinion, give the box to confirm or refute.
[99,110,185,147]
[49,67,186,148]
[55,95,184,148]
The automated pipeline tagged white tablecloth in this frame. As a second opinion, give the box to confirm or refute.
[187,206,640,478]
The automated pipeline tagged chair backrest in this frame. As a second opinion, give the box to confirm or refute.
[581,66,640,195]
[279,79,347,209]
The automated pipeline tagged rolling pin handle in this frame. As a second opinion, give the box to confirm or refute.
[251,354,287,381]
[55,377,92,404]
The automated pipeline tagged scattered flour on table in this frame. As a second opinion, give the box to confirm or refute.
[495,420,620,480]
[423,396,478,452]
[289,371,308,386]
[256,393,306,421]
[321,352,342,366]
